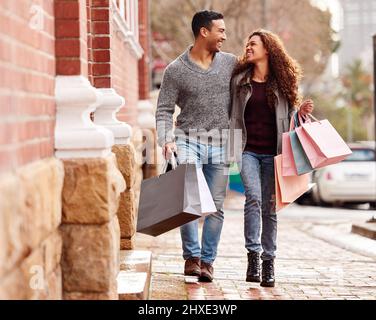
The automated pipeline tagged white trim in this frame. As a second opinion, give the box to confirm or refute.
[94,88,133,145]
[111,0,143,59]
[133,0,139,41]
[54,76,114,159]
[126,0,131,27]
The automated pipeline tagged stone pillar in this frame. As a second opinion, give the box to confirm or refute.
[55,69,125,301]
[112,144,142,250]
[92,85,142,251]
[61,154,125,300]
[55,0,126,296]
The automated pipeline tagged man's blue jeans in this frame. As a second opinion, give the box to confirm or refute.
[240,151,277,261]
[176,139,228,265]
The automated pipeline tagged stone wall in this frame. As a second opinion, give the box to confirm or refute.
[0,158,64,299]
[60,153,125,300]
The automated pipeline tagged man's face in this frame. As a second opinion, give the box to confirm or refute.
[204,19,226,52]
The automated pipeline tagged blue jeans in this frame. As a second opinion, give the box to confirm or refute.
[176,139,228,264]
[240,151,277,261]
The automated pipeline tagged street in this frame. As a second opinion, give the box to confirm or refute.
[136,192,376,300]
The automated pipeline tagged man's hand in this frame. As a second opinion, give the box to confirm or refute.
[299,99,314,116]
[162,142,177,160]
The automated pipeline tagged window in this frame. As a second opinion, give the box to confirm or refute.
[114,0,139,41]
[112,0,143,58]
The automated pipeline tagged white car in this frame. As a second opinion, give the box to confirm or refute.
[310,143,376,208]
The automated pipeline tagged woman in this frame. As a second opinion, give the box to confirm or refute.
[229,29,314,287]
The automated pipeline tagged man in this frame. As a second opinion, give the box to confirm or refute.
[156,10,237,282]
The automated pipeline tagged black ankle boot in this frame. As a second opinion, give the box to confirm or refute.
[261,259,275,287]
[246,251,261,282]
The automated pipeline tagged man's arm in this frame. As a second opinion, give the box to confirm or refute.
[155,66,179,159]
[156,66,178,146]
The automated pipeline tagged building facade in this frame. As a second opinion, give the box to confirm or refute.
[338,0,376,72]
[0,0,154,300]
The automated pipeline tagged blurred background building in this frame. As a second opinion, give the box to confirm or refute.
[338,0,376,73]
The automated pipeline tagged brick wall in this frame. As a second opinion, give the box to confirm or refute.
[138,0,150,100]
[87,0,111,87]
[0,1,55,173]
[110,1,140,127]
[55,0,88,77]
[111,31,139,126]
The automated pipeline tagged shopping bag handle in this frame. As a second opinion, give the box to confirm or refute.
[306,113,320,123]
[162,152,178,173]
[292,110,320,129]
[289,111,301,131]
[298,112,321,125]
[289,113,296,131]
[297,110,320,125]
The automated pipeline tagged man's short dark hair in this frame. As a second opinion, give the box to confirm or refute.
[191,10,224,38]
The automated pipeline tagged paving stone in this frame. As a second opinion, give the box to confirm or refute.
[135,193,376,300]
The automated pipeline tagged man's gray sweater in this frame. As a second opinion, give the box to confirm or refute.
[156,46,237,147]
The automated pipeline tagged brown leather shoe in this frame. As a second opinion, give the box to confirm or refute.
[199,261,214,282]
[184,257,201,276]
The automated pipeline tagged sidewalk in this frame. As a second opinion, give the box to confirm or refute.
[135,192,376,300]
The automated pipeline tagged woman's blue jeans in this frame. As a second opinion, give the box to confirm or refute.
[240,151,277,261]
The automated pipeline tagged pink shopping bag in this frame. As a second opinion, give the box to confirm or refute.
[294,114,352,169]
[274,155,310,212]
[281,116,298,176]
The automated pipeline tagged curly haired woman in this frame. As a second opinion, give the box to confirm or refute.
[229,29,314,287]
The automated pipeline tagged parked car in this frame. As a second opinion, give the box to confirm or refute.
[309,143,376,208]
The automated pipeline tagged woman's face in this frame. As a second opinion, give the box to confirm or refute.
[245,35,268,63]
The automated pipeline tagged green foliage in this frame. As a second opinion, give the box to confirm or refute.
[310,59,374,142]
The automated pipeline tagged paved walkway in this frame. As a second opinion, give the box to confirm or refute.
[135,192,376,300]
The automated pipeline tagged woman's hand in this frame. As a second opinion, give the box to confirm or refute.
[299,99,314,116]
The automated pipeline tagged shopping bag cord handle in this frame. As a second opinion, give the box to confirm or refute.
[306,113,320,123]
[161,152,178,173]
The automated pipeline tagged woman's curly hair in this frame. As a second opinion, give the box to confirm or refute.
[233,29,302,109]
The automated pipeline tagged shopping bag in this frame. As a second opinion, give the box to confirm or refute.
[288,112,313,175]
[136,162,217,237]
[289,130,313,175]
[281,116,298,176]
[274,155,310,212]
[295,114,352,168]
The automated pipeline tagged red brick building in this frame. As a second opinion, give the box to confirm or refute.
[0,0,153,300]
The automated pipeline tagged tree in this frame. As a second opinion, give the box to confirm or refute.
[310,93,368,142]
[151,0,335,86]
[308,59,374,142]
[340,59,374,140]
